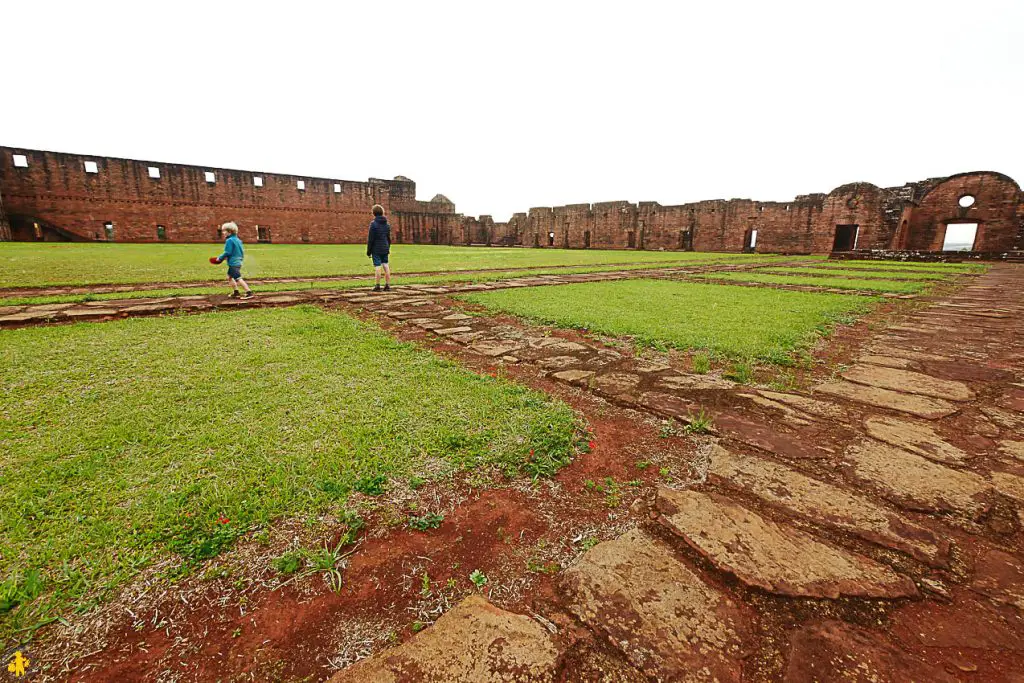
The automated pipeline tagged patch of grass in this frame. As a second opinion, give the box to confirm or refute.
[271,551,304,576]
[458,279,875,363]
[353,474,388,496]
[691,352,711,374]
[693,271,928,293]
[759,266,949,281]
[0,255,824,307]
[815,260,985,273]
[0,243,820,288]
[408,513,445,531]
[725,361,754,384]
[0,306,579,643]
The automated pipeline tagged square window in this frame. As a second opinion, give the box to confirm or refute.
[297,180,305,191]
[156,225,167,240]
[84,161,99,173]
[205,171,216,183]
[334,183,342,193]
[12,154,28,168]
[148,166,160,179]
[253,176,263,187]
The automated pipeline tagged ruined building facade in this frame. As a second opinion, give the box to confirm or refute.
[1,146,1021,255]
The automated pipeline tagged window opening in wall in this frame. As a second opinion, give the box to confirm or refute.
[832,224,859,252]
[253,176,263,187]
[156,225,167,240]
[958,195,976,208]
[627,231,636,248]
[942,223,978,252]
[148,166,160,179]
[33,222,43,240]
[584,230,591,248]
[680,229,693,251]
[548,231,555,247]
[334,183,342,193]
[13,154,28,167]
[205,171,216,183]
[84,161,99,173]
[257,225,270,243]
[743,228,757,253]
[104,222,114,240]
[301,229,310,243]
[296,180,305,191]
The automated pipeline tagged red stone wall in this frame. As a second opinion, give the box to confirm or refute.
[0,147,455,245]
[2,146,1020,254]
[903,172,1023,251]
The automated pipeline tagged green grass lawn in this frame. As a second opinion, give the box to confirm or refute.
[758,266,949,281]
[457,279,875,362]
[0,307,580,640]
[816,260,986,273]
[0,243,819,288]
[0,257,815,307]
[692,271,930,293]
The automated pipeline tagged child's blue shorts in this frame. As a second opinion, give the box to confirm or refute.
[372,253,389,267]
[227,265,242,279]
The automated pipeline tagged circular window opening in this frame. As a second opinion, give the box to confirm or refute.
[959,194,976,208]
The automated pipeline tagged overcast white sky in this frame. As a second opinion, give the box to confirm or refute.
[3,1,1022,220]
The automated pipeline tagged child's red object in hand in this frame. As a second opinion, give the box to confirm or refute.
[209,257,220,264]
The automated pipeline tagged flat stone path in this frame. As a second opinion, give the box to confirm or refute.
[325,263,1024,679]
[0,261,784,328]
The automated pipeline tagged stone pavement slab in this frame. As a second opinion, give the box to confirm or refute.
[842,365,975,402]
[863,416,970,465]
[784,620,957,683]
[562,528,749,682]
[815,380,958,419]
[329,595,559,682]
[707,445,948,566]
[843,440,991,517]
[657,488,916,599]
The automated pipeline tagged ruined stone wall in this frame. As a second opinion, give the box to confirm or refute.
[901,172,1023,252]
[0,147,455,244]
[0,190,10,241]
[2,147,1019,254]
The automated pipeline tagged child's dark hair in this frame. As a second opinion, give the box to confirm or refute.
[372,204,384,217]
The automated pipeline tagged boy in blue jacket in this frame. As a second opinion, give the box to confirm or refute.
[210,222,253,298]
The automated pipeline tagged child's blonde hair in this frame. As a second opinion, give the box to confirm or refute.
[221,221,239,235]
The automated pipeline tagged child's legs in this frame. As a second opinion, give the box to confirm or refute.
[374,265,382,284]
[235,277,251,292]
[383,263,391,284]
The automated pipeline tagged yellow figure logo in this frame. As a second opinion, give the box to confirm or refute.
[7,651,30,677]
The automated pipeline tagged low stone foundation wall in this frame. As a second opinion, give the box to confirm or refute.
[830,250,1024,263]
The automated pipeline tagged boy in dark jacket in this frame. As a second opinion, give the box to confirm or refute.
[210,221,253,299]
[366,204,392,291]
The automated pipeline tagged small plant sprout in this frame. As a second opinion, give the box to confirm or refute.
[469,569,488,590]
[421,572,432,597]
[683,409,714,434]
[635,460,651,470]
[408,513,444,531]
[692,352,711,374]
